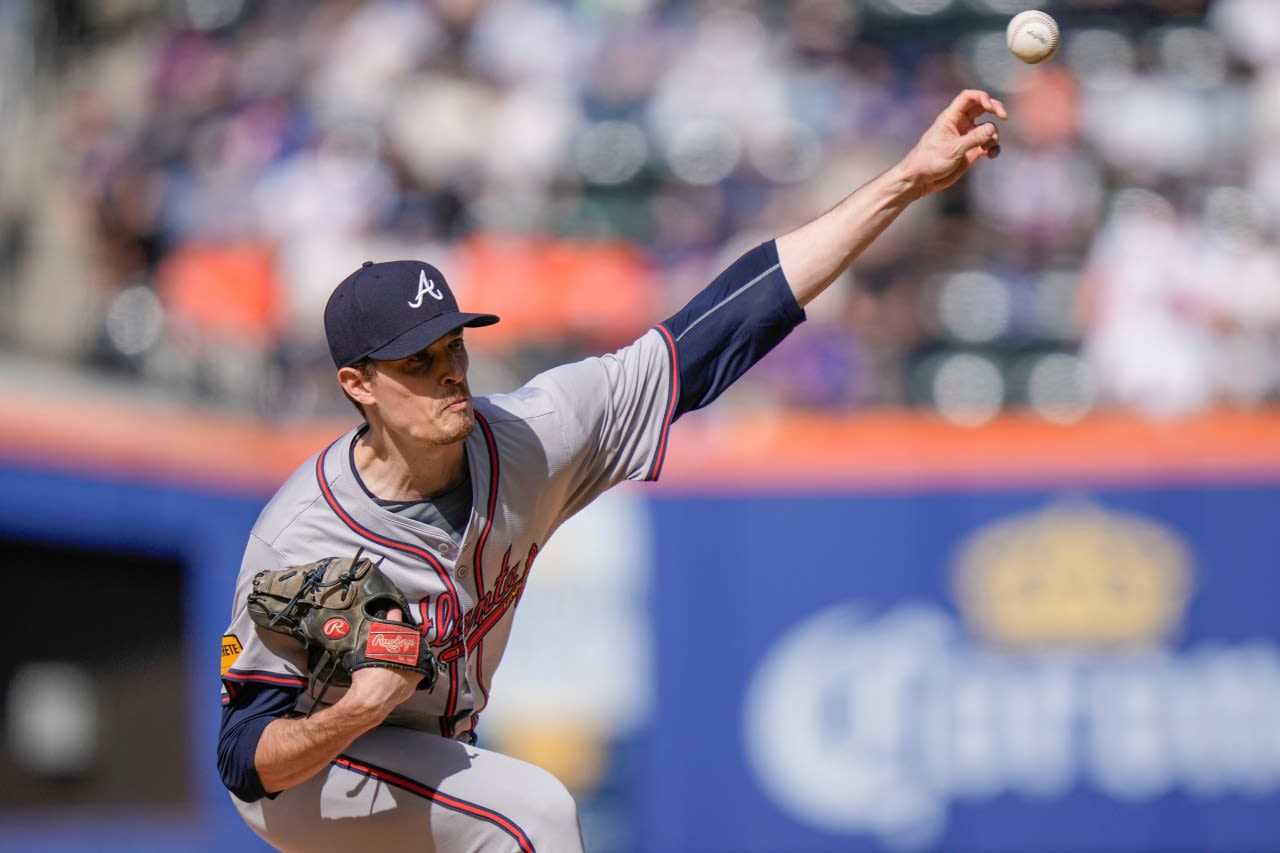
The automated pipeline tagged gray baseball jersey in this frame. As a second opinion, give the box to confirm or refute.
[218,239,802,851]
[221,326,678,851]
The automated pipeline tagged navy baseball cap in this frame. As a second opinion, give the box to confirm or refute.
[324,260,500,368]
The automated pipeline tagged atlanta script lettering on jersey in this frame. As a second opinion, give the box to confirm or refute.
[421,542,539,662]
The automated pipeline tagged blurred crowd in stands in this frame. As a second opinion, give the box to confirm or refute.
[1,0,1279,424]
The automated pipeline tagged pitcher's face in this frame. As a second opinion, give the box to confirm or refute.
[363,330,474,446]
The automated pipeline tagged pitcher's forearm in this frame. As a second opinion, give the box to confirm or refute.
[777,90,1005,308]
[775,163,921,308]
[254,697,386,794]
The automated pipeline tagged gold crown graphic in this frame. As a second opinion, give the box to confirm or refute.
[952,498,1193,650]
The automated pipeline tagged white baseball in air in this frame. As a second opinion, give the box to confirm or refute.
[1006,10,1060,64]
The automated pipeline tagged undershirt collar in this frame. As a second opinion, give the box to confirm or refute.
[347,430,473,545]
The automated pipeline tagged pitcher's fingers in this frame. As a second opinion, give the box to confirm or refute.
[956,91,1008,124]
[970,92,1007,121]
[960,120,1000,154]
[948,89,991,119]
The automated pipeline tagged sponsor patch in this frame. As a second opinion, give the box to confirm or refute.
[221,634,243,676]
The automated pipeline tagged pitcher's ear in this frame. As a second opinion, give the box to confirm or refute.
[338,361,377,405]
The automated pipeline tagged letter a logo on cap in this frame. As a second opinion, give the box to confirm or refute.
[409,269,445,308]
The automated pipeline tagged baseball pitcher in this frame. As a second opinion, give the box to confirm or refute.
[218,90,1007,851]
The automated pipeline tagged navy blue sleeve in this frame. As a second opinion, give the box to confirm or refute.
[659,239,805,419]
[218,682,302,802]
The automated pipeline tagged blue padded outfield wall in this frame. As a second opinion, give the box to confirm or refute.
[0,460,271,853]
[0,456,1277,853]
[639,484,1280,853]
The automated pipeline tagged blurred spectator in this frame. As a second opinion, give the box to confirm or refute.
[1078,188,1218,418]
[1078,184,1280,418]
[4,0,1277,422]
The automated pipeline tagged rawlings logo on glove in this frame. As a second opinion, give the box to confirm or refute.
[246,552,437,699]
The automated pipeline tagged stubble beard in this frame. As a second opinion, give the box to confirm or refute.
[429,408,475,446]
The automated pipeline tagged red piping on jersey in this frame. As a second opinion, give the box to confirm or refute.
[471,412,501,591]
[470,411,501,710]
[315,438,461,603]
[443,658,462,736]
[222,669,309,696]
[647,324,680,481]
[333,755,537,853]
[315,437,466,731]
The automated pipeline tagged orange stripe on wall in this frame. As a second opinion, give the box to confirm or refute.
[2,394,1278,494]
[660,409,1280,491]
[0,396,340,494]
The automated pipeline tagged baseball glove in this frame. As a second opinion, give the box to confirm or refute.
[246,552,437,697]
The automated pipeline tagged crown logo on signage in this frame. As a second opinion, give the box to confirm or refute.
[951,497,1193,650]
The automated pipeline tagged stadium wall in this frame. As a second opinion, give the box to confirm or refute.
[0,399,1277,853]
